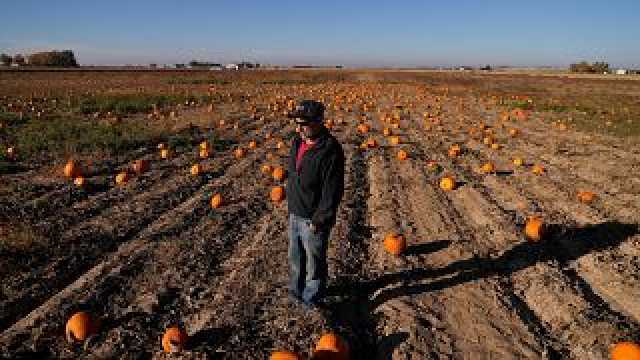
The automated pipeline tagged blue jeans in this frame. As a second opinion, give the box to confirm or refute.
[288,213,331,303]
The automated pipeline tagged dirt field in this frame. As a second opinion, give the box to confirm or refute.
[0,70,639,359]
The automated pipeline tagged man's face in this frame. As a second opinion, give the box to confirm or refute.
[296,121,322,140]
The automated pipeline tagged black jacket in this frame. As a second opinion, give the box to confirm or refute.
[287,127,345,231]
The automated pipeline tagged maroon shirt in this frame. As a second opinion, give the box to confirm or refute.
[296,140,315,171]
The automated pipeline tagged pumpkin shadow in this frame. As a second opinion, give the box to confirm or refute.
[495,170,514,177]
[188,326,232,352]
[0,161,27,175]
[454,180,468,187]
[366,221,638,309]
[403,240,451,257]
[78,180,110,194]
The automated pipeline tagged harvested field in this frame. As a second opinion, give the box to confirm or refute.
[0,70,639,359]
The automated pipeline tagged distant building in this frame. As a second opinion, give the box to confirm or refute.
[225,63,239,70]
[616,69,628,75]
[209,65,223,71]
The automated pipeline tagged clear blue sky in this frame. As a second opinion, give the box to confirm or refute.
[1,0,638,68]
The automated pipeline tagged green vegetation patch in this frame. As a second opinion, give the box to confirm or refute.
[5,115,167,160]
[76,93,215,116]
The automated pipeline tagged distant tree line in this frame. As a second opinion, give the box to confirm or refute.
[0,50,79,67]
[569,61,609,74]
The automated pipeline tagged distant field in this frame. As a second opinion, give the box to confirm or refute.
[0,69,639,358]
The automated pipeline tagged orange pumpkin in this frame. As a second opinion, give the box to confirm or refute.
[610,342,640,360]
[211,193,223,209]
[199,148,210,159]
[508,128,519,137]
[531,164,545,175]
[273,167,286,182]
[6,146,16,158]
[525,216,545,242]
[162,326,189,353]
[480,162,496,174]
[65,311,99,343]
[64,160,81,178]
[160,148,171,159]
[115,171,129,185]
[439,176,456,191]
[448,145,461,158]
[313,333,350,360]
[357,123,369,134]
[73,176,85,187]
[577,191,596,204]
[270,351,302,360]
[132,159,149,174]
[384,233,406,256]
[324,120,334,129]
[366,138,377,148]
[271,186,286,203]
[191,164,202,176]
[261,164,273,175]
[397,150,408,161]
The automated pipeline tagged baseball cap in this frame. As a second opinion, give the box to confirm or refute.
[287,100,325,124]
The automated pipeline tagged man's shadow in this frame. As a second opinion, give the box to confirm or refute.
[323,221,638,353]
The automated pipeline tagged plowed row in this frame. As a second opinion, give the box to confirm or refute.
[1,73,639,359]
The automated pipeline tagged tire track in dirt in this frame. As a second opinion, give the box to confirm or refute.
[403,105,640,358]
[369,145,546,359]
[0,117,288,335]
[0,119,295,357]
[313,131,383,357]
[441,103,640,325]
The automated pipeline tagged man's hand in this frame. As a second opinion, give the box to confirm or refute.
[309,223,316,233]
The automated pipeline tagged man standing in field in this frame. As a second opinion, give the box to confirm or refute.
[286,100,345,309]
